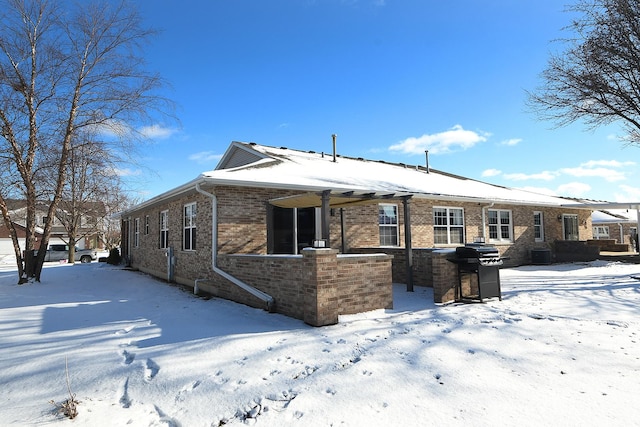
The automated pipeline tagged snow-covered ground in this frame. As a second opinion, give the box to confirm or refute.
[1,259,639,426]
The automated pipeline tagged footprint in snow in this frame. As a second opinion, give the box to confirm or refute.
[119,377,132,408]
[121,350,135,365]
[115,325,134,335]
[293,365,318,379]
[175,380,201,402]
[153,405,179,427]
[144,358,160,381]
[528,313,546,320]
[606,320,628,328]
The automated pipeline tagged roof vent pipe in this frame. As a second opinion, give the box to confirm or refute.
[332,134,337,162]
[425,150,430,173]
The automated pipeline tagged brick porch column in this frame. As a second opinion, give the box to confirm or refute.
[431,249,458,303]
[302,248,339,326]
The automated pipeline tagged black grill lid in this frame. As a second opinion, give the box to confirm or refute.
[455,244,499,258]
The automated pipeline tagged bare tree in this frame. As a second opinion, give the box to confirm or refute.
[528,0,640,143]
[0,0,172,282]
[44,132,120,263]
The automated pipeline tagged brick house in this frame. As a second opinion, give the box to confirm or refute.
[119,141,594,326]
[591,209,638,252]
[0,200,106,262]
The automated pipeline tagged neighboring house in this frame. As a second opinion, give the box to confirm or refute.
[119,141,596,325]
[0,200,106,262]
[591,209,638,251]
[0,222,43,264]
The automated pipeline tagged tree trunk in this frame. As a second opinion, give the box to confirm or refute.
[0,197,26,281]
[68,237,76,263]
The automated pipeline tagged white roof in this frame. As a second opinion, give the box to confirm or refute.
[201,142,585,207]
[592,209,638,224]
[121,142,597,216]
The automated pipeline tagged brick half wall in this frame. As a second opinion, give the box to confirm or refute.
[214,249,393,326]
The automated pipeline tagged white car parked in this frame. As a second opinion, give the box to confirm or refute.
[41,244,98,263]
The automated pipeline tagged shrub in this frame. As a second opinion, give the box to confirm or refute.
[106,247,122,265]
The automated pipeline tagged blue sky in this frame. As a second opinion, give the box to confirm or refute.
[129,0,640,203]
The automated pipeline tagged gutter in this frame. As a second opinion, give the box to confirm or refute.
[194,183,275,311]
[617,223,623,245]
[118,174,588,218]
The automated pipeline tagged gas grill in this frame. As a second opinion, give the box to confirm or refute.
[449,244,503,302]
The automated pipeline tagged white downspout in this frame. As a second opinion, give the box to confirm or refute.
[618,223,623,244]
[195,183,275,311]
[637,208,640,252]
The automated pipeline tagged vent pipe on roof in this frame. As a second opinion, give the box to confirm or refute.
[332,134,337,162]
[425,150,430,174]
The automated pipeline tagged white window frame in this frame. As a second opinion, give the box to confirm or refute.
[433,206,465,245]
[533,211,544,242]
[183,202,197,251]
[592,225,609,240]
[378,203,399,247]
[159,210,169,249]
[144,215,150,235]
[134,218,140,248]
[488,209,513,243]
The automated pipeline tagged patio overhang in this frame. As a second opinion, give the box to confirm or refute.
[268,190,410,209]
[562,202,640,210]
[269,190,416,292]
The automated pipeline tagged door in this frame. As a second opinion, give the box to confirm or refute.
[269,206,318,254]
[563,214,579,241]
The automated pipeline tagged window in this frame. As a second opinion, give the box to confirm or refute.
[159,210,169,249]
[144,215,150,235]
[488,209,513,243]
[134,218,140,248]
[378,204,399,246]
[433,207,464,245]
[592,226,609,240]
[533,211,544,242]
[563,214,579,241]
[183,202,197,251]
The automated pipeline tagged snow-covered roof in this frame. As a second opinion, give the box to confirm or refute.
[122,141,599,215]
[202,142,586,207]
[592,209,638,224]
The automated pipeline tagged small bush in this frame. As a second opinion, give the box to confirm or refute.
[106,247,122,265]
[49,358,78,419]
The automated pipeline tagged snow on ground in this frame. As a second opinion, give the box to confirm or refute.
[1,260,639,426]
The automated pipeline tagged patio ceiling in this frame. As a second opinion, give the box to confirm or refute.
[269,191,410,209]
[562,202,640,210]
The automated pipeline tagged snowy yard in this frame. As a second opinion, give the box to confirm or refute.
[1,259,639,426]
